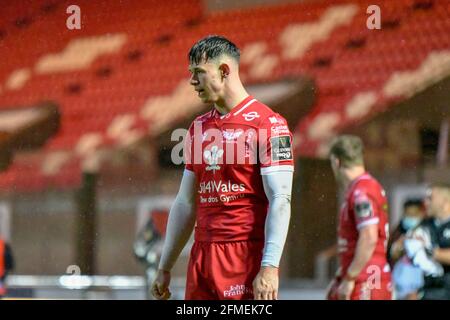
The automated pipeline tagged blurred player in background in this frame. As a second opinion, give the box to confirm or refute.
[327,135,392,300]
[388,199,426,300]
[151,35,294,300]
[404,183,450,300]
[133,217,164,299]
[388,199,426,266]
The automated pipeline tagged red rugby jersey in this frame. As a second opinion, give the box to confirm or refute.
[185,96,294,242]
[338,173,391,282]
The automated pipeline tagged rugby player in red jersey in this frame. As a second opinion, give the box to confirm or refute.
[151,35,294,300]
[326,135,392,300]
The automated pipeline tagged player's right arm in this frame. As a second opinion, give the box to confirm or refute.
[433,248,450,265]
[338,191,379,300]
[151,169,196,300]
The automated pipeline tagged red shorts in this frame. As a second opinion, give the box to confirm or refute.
[185,240,263,300]
[327,277,393,300]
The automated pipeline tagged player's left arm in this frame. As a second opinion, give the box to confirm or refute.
[338,224,378,300]
[346,224,379,277]
[253,169,293,300]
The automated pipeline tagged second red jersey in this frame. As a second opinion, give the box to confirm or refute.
[185,96,294,242]
[338,173,391,282]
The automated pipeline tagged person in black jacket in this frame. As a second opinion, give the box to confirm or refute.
[419,183,450,300]
[404,183,450,300]
[133,216,164,299]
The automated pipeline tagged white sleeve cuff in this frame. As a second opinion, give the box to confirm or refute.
[356,217,379,230]
[261,165,294,175]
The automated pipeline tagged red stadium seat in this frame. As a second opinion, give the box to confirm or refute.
[0,0,448,190]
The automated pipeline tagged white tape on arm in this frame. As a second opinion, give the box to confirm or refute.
[261,170,293,267]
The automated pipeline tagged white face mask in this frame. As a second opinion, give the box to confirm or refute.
[401,217,421,231]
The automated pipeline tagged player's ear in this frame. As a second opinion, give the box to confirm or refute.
[335,157,342,169]
[219,63,230,79]
[331,156,340,169]
[330,155,338,168]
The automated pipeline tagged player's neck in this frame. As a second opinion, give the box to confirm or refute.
[342,166,366,189]
[213,82,249,115]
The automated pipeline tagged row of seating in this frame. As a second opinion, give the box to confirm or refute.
[0,0,448,190]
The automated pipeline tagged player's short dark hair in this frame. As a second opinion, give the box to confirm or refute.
[329,135,364,168]
[403,198,424,211]
[188,35,240,65]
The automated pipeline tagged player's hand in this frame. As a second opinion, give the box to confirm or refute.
[151,269,172,300]
[253,266,279,300]
[391,236,406,259]
[325,278,339,300]
[337,279,355,300]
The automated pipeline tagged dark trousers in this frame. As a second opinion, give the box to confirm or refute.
[421,274,450,300]
[421,288,450,300]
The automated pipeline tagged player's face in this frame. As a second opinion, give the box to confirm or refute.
[425,188,443,217]
[189,59,224,103]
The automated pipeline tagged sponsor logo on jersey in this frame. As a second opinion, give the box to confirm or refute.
[204,146,223,172]
[270,135,292,161]
[354,194,373,219]
[199,193,245,204]
[271,124,290,135]
[223,284,252,297]
[198,180,246,194]
[269,116,284,124]
[242,111,260,121]
[199,195,219,204]
[269,116,278,124]
[222,129,244,142]
[220,193,245,203]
